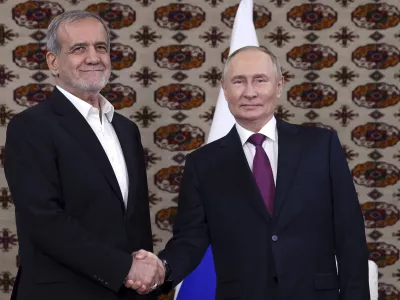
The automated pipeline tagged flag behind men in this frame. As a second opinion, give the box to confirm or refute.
[174,0,259,299]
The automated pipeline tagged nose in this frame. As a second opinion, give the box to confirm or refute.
[85,46,100,64]
[244,83,257,100]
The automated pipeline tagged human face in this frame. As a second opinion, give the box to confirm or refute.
[46,17,111,96]
[222,49,284,131]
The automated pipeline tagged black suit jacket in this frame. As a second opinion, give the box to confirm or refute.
[160,119,370,300]
[4,88,156,300]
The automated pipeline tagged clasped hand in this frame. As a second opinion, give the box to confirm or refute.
[124,250,165,294]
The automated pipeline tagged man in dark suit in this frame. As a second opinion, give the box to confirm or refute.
[4,10,163,300]
[132,46,370,299]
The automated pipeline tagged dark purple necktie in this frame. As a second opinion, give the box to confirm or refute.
[248,133,275,215]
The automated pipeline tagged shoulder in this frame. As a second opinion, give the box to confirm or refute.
[300,124,333,139]
[186,136,224,161]
[279,120,335,143]
[183,135,231,179]
[7,101,51,134]
[112,112,141,134]
[112,112,135,126]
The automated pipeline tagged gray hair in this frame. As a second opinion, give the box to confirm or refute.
[46,10,110,55]
[222,46,282,81]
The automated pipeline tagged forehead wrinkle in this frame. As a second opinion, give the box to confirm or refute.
[227,57,276,82]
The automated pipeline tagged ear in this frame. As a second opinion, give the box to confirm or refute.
[46,51,59,76]
[276,76,284,99]
[221,80,228,101]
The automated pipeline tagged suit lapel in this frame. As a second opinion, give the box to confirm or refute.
[49,88,124,207]
[273,119,303,220]
[220,126,272,223]
[112,115,139,218]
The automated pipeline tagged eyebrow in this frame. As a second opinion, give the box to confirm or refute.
[69,41,108,50]
[230,73,269,81]
[253,73,269,79]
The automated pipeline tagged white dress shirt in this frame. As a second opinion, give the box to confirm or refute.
[236,116,278,184]
[56,85,129,207]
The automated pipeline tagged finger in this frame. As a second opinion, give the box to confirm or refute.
[132,281,142,290]
[137,284,148,294]
[157,258,163,267]
[125,279,134,288]
[151,273,160,286]
[142,275,153,288]
[156,260,163,273]
[135,249,148,259]
[155,267,163,283]
[137,249,148,256]
[158,269,165,284]
[156,263,165,283]
[146,266,159,285]
[134,253,145,259]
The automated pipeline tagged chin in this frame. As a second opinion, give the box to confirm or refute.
[76,79,108,91]
[240,112,264,121]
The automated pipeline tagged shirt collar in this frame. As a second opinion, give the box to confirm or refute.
[56,85,114,122]
[236,116,277,146]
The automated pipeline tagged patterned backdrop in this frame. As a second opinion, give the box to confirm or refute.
[0,0,399,299]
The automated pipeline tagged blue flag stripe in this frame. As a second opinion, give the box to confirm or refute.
[176,247,216,300]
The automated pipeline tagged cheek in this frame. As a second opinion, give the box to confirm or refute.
[101,55,111,67]
[62,60,80,73]
[59,62,72,74]
[226,88,243,103]
[226,95,240,109]
[259,87,277,99]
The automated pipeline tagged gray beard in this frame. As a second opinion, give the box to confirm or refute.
[61,69,110,92]
[71,75,109,92]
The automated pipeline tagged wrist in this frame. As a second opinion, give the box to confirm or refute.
[161,259,172,282]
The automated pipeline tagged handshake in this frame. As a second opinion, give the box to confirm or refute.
[124,250,166,294]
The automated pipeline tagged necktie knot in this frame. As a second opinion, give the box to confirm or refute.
[248,133,266,146]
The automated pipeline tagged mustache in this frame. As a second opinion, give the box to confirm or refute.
[80,68,106,71]
[80,63,107,72]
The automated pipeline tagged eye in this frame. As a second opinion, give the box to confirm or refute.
[255,78,266,83]
[233,79,243,84]
[97,45,108,52]
[72,47,85,53]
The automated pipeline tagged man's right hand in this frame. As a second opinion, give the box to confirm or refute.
[124,250,165,294]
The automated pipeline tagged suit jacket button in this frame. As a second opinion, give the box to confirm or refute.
[272,235,278,242]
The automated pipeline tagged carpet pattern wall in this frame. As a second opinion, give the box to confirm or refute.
[0,0,399,299]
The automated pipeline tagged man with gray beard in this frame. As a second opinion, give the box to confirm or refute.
[4,10,163,300]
